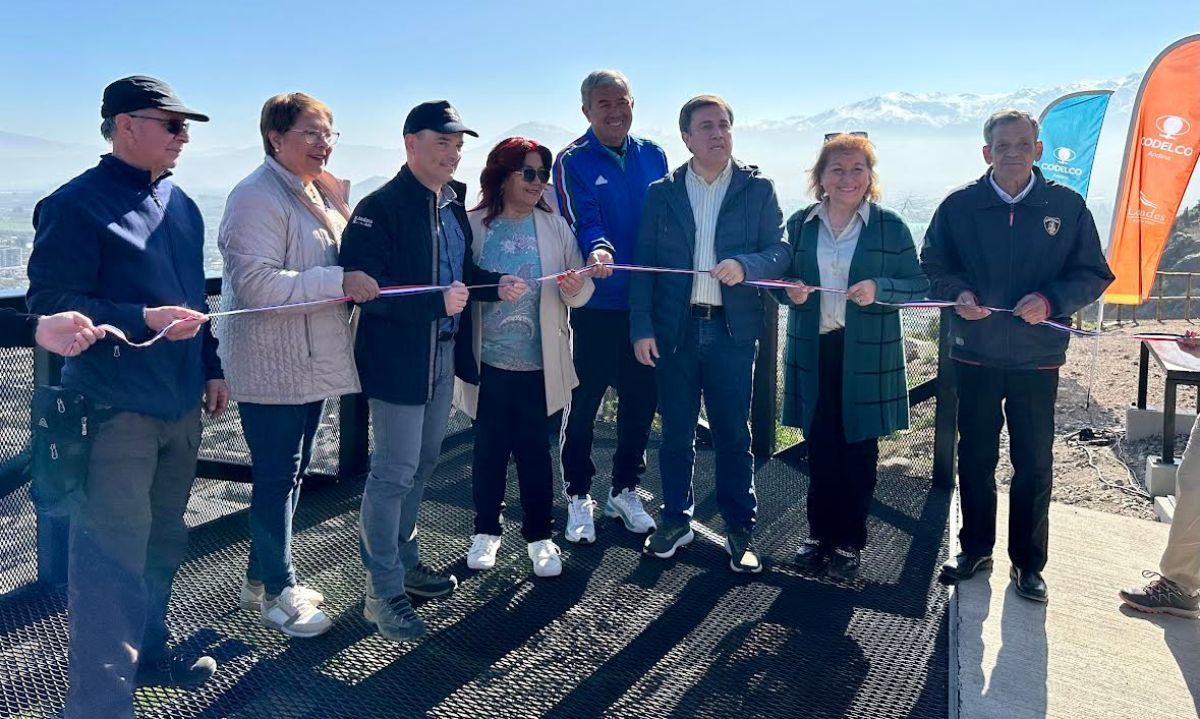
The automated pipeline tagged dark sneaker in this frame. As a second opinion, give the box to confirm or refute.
[1010,566,1049,602]
[724,528,763,574]
[827,546,861,582]
[404,562,458,599]
[939,552,993,583]
[644,522,694,559]
[1120,571,1200,619]
[364,593,427,642]
[135,651,217,689]
[794,538,828,571]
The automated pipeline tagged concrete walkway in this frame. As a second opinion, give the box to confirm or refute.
[954,498,1200,719]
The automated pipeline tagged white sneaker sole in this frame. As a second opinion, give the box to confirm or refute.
[563,529,595,544]
[646,529,694,559]
[262,615,332,638]
[467,557,497,571]
[1120,597,1200,619]
[604,504,655,534]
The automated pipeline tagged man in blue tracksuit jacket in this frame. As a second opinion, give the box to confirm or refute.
[553,69,668,544]
[921,109,1113,603]
[25,76,227,719]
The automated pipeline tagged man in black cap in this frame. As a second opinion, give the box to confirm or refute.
[341,100,525,642]
[26,75,227,719]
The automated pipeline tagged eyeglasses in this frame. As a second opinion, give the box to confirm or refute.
[288,129,341,146]
[128,114,190,136]
[824,131,869,143]
[516,167,551,183]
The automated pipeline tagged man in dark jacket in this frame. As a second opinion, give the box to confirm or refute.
[340,100,523,642]
[25,76,228,719]
[0,308,103,354]
[921,109,1114,602]
[632,95,790,573]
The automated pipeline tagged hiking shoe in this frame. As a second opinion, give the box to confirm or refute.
[827,546,861,582]
[1120,571,1199,619]
[240,579,324,611]
[565,495,597,544]
[1010,566,1049,602]
[527,539,563,577]
[794,538,828,571]
[404,562,458,599]
[939,552,993,583]
[134,651,217,689]
[364,593,427,642]
[261,585,332,638]
[644,522,694,559]
[725,528,763,574]
[605,488,656,533]
[467,534,502,571]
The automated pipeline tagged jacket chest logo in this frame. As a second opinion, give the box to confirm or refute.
[1043,216,1061,236]
[594,175,609,186]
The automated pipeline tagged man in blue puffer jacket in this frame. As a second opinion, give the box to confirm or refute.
[922,109,1114,602]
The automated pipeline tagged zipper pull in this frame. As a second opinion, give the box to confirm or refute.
[50,443,58,461]
[114,345,121,358]
[56,398,65,414]
[1009,205,1014,228]
[81,416,88,437]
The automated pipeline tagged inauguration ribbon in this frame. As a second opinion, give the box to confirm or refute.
[94,262,1169,348]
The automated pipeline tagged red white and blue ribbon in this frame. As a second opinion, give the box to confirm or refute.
[96,263,1173,348]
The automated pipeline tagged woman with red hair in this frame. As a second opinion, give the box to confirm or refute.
[456,137,594,577]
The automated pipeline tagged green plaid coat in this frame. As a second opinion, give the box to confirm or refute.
[778,203,929,443]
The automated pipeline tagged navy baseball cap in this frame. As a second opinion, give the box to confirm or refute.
[101,75,210,121]
[403,100,477,137]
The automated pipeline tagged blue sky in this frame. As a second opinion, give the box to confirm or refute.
[0,0,1192,148]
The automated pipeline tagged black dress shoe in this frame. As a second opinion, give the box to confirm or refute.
[135,651,217,689]
[939,552,993,583]
[794,538,827,570]
[1010,566,1049,602]
[827,546,861,582]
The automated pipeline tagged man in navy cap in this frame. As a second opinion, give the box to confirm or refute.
[26,75,227,719]
[340,100,524,642]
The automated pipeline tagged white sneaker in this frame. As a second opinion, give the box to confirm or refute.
[261,585,332,638]
[240,579,324,611]
[527,539,563,577]
[565,495,597,544]
[605,488,657,533]
[466,534,502,570]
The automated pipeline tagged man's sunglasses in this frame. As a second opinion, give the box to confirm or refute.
[516,167,551,183]
[824,131,869,143]
[128,114,190,136]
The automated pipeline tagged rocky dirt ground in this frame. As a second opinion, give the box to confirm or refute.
[1003,318,1200,521]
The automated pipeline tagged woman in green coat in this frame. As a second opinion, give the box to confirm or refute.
[778,133,928,580]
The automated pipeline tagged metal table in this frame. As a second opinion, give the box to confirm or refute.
[1136,339,1200,464]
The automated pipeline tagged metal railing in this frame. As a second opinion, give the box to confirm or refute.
[1110,270,1200,324]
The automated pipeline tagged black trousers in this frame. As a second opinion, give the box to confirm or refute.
[561,308,657,498]
[472,365,554,542]
[805,330,880,550]
[955,362,1058,572]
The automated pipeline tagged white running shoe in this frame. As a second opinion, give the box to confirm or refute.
[261,585,332,638]
[527,539,563,577]
[565,495,597,544]
[240,579,324,611]
[466,534,502,570]
[605,488,657,533]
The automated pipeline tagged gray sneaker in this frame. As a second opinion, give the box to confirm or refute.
[364,593,428,642]
[1119,571,1200,619]
[644,521,694,559]
[404,562,458,598]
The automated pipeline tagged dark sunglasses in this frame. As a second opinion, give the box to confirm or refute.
[128,114,190,136]
[824,131,869,143]
[516,167,551,183]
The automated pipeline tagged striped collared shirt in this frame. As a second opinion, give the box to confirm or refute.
[685,160,733,306]
[809,200,871,334]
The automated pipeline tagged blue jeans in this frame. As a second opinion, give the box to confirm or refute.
[656,316,757,531]
[239,401,323,596]
[359,340,455,598]
[65,406,201,719]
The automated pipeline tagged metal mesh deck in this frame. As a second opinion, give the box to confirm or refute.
[0,425,949,719]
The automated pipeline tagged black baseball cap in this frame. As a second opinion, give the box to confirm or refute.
[403,100,477,137]
[101,75,210,122]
